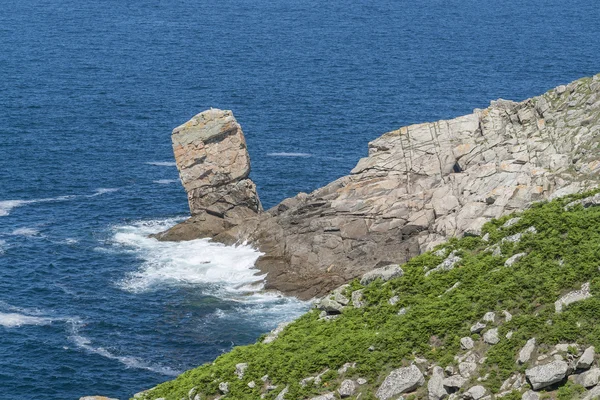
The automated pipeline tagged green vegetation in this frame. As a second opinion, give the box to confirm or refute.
[139,189,600,400]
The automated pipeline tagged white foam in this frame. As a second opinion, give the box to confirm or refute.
[0,312,52,328]
[267,152,312,157]
[0,196,75,217]
[153,179,180,185]
[146,161,177,167]
[68,321,179,376]
[11,227,40,237]
[112,219,265,294]
[90,188,119,197]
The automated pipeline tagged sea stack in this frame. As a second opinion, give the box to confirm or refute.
[154,109,262,241]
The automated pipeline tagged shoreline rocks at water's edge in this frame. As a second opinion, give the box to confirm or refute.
[156,74,600,300]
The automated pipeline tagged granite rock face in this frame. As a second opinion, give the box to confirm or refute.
[159,75,600,299]
[155,109,262,240]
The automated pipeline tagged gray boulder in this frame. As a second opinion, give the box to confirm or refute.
[573,367,600,388]
[263,321,291,344]
[376,365,425,400]
[470,322,486,333]
[460,337,474,350]
[338,379,356,398]
[462,385,486,400]
[582,385,600,400]
[425,251,461,276]
[317,297,345,314]
[309,393,335,400]
[351,289,365,308]
[483,328,499,345]
[521,391,540,400]
[577,346,596,369]
[518,338,536,364]
[235,363,248,379]
[482,312,496,323]
[504,253,526,267]
[525,360,570,390]
[443,375,468,391]
[360,264,404,285]
[555,282,592,313]
[428,366,448,400]
[275,386,288,400]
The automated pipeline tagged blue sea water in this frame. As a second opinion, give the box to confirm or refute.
[1,0,599,398]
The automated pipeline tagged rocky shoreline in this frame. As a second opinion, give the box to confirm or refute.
[155,74,600,300]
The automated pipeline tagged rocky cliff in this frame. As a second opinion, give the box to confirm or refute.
[159,74,600,300]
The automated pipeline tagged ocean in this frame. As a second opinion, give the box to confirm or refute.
[1,0,599,398]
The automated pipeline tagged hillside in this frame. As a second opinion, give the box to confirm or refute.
[136,189,600,400]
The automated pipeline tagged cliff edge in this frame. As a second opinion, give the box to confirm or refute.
[158,74,600,300]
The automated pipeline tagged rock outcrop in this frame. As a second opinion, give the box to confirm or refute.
[159,75,600,299]
[154,109,262,241]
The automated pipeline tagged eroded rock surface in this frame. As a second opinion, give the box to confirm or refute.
[159,75,600,299]
[154,109,262,241]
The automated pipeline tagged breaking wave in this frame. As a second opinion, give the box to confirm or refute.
[267,152,312,157]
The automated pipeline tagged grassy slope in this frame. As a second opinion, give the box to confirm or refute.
[140,189,600,400]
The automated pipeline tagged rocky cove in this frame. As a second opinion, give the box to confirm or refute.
[86,74,600,400]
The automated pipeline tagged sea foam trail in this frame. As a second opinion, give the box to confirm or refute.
[0,312,52,328]
[112,218,266,295]
[153,179,180,185]
[0,195,74,217]
[67,321,180,376]
[267,152,312,157]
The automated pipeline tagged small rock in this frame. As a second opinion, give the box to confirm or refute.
[337,362,356,374]
[483,328,499,345]
[357,378,367,385]
[248,381,256,388]
[338,380,356,398]
[389,295,400,305]
[360,264,404,285]
[506,331,513,339]
[375,365,425,400]
[261,374,269,382]
[470,322,486,333]
[425,251,461,276]
[577,346,596,369]
[482,312,496,323]
[445,366,454,376]
[263,322,291,344]
[317,297,344,314]
[188,387,198,399]
[443,375,467,391]
[463,385,486,400]
[398,307,409,315]
[504,253,526,267]
[502,217,521,228]
[459,362,477,378]
[460,337,474,350]
[555,282,592,313]
[573,367,600,388]
[235,362,248,379]
[352,289,365,308]
[502,310,513,322]
[518,338,536,364]
[218,382,229,394]
[428,366,448,400]
[275,386,288,400]
[525,359,570,390]
[521,390,540,400]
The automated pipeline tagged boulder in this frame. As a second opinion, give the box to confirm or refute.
[462,385,486,400]
[573,367,600,388]
[428,366,448,400]
[360,264,404,285]
[275,386,288,400]
[443,375,468,393]
[351,289,365,308]
[504,253,526,267]
[309,394,335,400]
[470,322,486,333]
[577,346,596,369]
[482,312,496,323]
[555,282,592,313]
[376,365,425,400]
[483,328,500,345]
[582,385,600,400]
[521,391,540,400]
[338,379,356,398]
[525,360,570,390]
[518,338,536,364]
[425,251,461,276]
[459,362,477,378]
[317,298,345,314]
[235,363,248,379]
[460,337,474,350]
